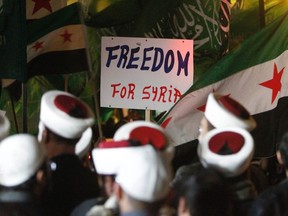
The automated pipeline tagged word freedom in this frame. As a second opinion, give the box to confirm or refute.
[105,45,191,76]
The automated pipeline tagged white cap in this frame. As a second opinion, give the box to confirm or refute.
[205,93,256,131]
[92,145,172,202]
[0,134,46,187]
[39,90,94,139]
[75,127,93,158]
[0,113,10,141]
[113,120,174,161]
[198,127,254,177]
[92,121,174,202]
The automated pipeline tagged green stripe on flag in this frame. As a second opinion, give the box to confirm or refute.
[27,24,86,63]
[26,2,89,81]
[27,3,82,43]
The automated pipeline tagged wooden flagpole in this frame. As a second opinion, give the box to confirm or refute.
[78,5,103,139]
[259,0,266,28]
[145,109,151,122]
[9,93,19,133]
[22,83,27,133]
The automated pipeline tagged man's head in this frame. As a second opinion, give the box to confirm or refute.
[92,121,174,212]
[176,167,232,216]
[277,132,288,171]
[38,90,94,157]
[198,127,254,178]
[198,93,256,142]
[0,134,46,187]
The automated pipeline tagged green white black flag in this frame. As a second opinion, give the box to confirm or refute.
[26,3,89,81]
[160,12,288,158]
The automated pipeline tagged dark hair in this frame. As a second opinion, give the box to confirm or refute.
[278,132,288,168]
[0,161,49,216]
[171,163,204,190]
[177,167,232,216]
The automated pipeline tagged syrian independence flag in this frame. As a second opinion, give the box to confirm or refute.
[26,3,89,82]
[26,0,67,20]
[159,12,288,161]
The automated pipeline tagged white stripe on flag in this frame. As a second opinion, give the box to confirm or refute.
[164,50,288,146]
[27,24,86,63]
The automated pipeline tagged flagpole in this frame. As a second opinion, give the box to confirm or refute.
[77,3,103,139]
[259,0,266,28]
[9,92,19,133]
[145,109,151,122]
[22,83,28,133]
[64,75,68,92]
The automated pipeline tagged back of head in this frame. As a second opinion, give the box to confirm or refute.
[171,163,204,191]
[177,167,232,216]
[0,134,46,187]
[39,90,94,140]
[92,121,174,203]
[278,132,288,169]
[198,127,254,177]
[38,90,94,158]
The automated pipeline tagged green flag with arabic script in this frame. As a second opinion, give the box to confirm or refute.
[0,0,26,82]
[85,0,231,81]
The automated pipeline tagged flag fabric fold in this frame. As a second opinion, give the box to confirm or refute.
[26,3,89,82]
[0,0,26,82]
[160,12,288,159]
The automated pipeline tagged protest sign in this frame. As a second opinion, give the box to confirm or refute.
[101,36,194,111]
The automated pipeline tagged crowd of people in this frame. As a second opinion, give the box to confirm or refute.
[0,90,287,216]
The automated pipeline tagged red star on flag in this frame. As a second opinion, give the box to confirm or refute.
[197,103,206,112]
[32,41,44,51]
[161,117,172,129]
[32,0,52,14]
[259,63,285,104]
[60,29,73,43]
[196,92,230,112]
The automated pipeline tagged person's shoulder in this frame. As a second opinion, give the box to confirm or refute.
[70,197,106,216]
[260,179,288,198]
[248,180,288,216]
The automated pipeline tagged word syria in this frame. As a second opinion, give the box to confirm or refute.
[105,45,191,76]
[111,83,182,103]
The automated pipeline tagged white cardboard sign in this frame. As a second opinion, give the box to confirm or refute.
[100,36,194,111]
